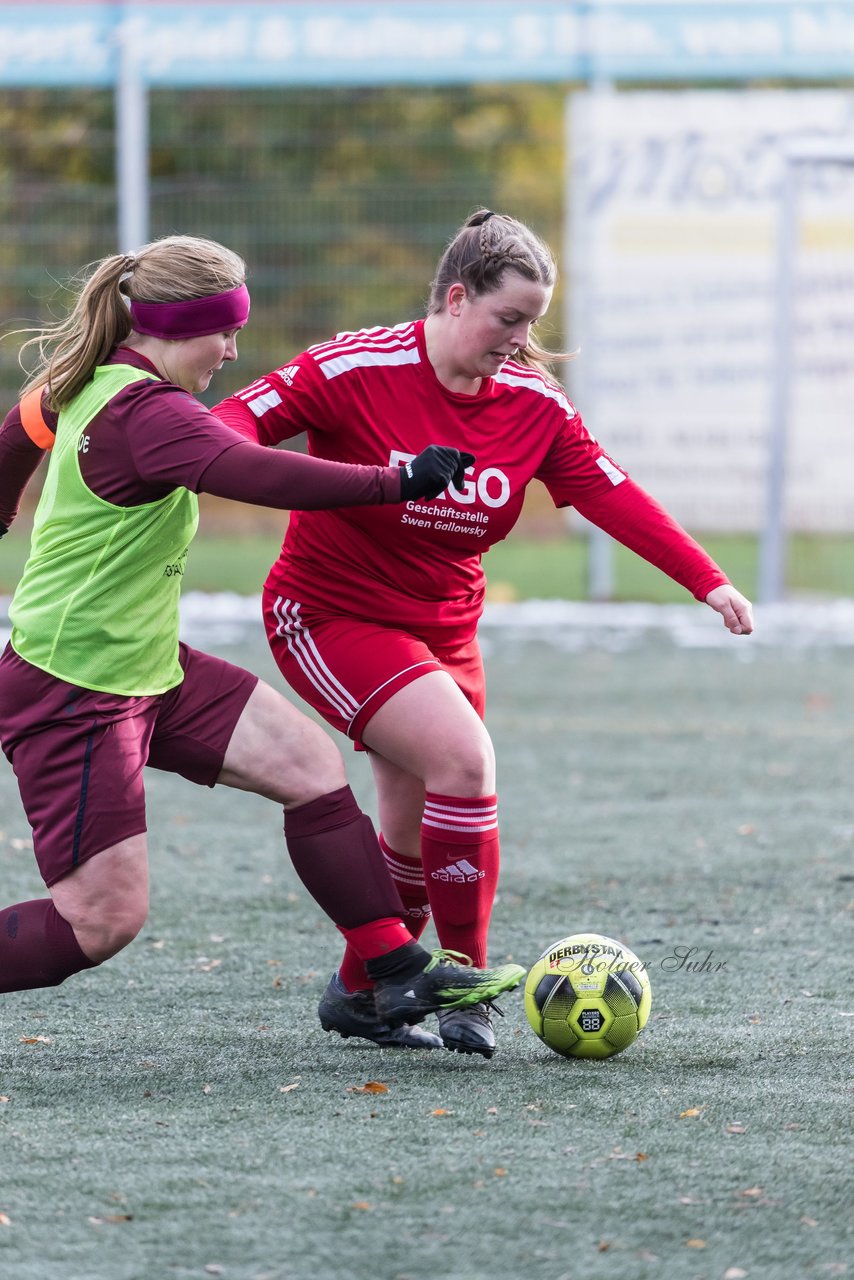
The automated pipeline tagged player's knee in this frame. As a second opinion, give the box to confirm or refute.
[286,722,348,805]
[430,739,496,796]
[83,895,149,962]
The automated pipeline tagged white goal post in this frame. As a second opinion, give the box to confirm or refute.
[759,138,854,603]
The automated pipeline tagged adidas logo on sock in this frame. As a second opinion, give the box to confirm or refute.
[431,858,485,884]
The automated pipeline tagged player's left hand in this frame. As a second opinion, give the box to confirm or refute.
[399,446,476,501]
[704,585,754,635]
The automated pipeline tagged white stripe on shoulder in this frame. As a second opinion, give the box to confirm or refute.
[493,364,577,416]
[308,322,421,379]
[318,346,421,381]
[309,321,418,360]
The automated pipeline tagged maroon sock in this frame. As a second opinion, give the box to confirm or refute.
[338,835,431,992]
[0,899,96,994]
[283,785,407,930]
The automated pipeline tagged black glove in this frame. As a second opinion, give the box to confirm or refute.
[399,446,476,501]
[0,522,7,540]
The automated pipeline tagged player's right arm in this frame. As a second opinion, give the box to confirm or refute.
[212,355,319,445]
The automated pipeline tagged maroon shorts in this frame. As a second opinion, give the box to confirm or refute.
[0,643,257,887]
[263,588,485,749]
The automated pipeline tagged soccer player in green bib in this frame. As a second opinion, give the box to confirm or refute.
[0,234,525,1039]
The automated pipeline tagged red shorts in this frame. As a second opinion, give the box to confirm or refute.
[263,588,485,749]
[0,643,257,887]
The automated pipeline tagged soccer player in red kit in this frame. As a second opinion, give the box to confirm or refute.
[0,232,527,1036]
[213,209,754,1058]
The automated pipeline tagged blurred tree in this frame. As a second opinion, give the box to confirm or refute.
[1,83,566,405]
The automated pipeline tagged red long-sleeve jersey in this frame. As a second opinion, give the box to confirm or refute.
[214,319,729,647]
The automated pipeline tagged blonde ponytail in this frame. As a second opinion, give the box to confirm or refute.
[14,235,246,410]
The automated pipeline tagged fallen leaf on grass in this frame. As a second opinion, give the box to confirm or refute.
[725,1122,747,1134]
[88,1215,133,1226]
[0,1096,9,1103]
[679,1106,704,1118]
[596,1241,611,1252]
[493,1168,508,1177]
[202,1084,212,1095]
[278,1080,300,1094]
[635,1152,649,1162]
[19,1036,51,1045]
[800,1216,818,1228]
[0,1213,11,1226]
[723,1269,748,1279]
[678,1196,701,1204]
[431,1108,453,1116]
[686,1238,706,1249]
[739,1187,764,1198]
[348,1081,389,1095]
[351,1201,373,1211]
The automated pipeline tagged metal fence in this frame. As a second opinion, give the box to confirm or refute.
[0,84,565,408]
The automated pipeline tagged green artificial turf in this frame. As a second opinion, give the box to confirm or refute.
[1,631,852,1279]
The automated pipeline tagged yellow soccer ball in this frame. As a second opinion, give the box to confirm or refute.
[524,932,652,1060]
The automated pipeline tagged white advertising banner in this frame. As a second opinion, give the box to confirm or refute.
[568,89,854,531]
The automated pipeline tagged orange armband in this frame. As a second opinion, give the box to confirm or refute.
[19,387,55,450]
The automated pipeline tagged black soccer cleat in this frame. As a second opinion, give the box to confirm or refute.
[437,1002,498,1058]
[318,972,443,1049]
[373,949,525,1028]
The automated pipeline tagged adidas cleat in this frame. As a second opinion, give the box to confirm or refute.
[318,972,443,1049]
[373,949,525,1028]
[437,1002,497,1059]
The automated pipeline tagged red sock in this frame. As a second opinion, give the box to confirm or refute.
[420,792,499,967]
[379,834,432,939]
[338,916,414,965]
[338,835,431,992]
[0,900,96,993]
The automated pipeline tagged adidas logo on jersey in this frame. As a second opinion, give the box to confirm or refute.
[275,364,301,386]
[431,858,485,884]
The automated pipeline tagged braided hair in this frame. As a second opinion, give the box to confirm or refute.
[427,209,571,377]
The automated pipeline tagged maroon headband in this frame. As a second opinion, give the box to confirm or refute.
[129,284,250,340]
